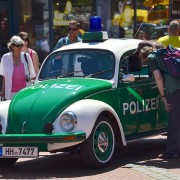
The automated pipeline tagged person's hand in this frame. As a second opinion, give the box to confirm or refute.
[162,97,171,112]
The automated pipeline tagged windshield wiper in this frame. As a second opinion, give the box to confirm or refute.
[57,71,82,78]
[85,68,113,78]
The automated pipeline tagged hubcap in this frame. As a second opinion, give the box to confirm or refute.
[97,131,109,153]
[93,121,114,162]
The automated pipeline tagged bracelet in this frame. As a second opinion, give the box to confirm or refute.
[161,95,166,97]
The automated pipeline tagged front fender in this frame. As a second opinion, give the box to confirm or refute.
[53,99,126,146]
[0,100,11,133]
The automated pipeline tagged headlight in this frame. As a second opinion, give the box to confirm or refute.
[60,112,77,132]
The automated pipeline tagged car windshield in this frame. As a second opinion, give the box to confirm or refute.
[39,50,115,80]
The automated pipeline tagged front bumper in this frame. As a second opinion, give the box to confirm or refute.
[0,132,86,144]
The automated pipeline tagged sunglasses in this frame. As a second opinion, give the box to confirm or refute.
[13,44,23,47]
[22,38,29,41]
[68,28,78,31]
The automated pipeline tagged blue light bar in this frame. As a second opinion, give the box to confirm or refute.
[90,16,102,32]
[82,16,108,42]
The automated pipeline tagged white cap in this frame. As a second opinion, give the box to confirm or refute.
[7,35,24,49]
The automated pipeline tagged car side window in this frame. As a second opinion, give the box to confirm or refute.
[119,50,151,80]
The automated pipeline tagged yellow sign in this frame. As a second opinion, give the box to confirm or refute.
[124,6,133,24]
[112,8,148,27]
[144,0,169,7]
[64,1,72,13]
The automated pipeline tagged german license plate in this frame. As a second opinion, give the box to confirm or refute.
[0,147,38,158]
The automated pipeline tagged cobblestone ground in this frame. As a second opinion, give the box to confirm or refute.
[0,135,180,179]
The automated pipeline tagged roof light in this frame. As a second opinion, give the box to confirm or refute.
[90,16,102,32]
[83,16,108,42]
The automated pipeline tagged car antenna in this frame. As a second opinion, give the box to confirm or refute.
[133,6,154,38]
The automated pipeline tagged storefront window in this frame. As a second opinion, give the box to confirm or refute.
[16,0,50,63]
[0,0,10,58]
[111,0,170,40]
[53,0,95,46]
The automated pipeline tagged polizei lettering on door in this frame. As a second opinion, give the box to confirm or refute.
[123,97,158,115]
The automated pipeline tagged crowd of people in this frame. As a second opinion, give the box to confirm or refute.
[0,20,83,101]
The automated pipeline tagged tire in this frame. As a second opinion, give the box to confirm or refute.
[80,116,115,168]
[0,158,18,167]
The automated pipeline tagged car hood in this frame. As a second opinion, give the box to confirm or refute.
[7,78,112,133]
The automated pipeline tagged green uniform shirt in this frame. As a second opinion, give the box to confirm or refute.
[148,50,180,94]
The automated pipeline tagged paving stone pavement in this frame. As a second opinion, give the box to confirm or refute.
[45,135,180,180]
[1,135,180,179]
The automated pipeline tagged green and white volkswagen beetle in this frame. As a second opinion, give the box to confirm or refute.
[0,31,168,168]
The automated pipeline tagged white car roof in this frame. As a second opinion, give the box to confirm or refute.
[53,38,142,55]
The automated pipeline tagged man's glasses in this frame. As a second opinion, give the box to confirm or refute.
[13,44,23,47]
[68,28,78,31]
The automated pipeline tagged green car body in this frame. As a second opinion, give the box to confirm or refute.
[0,38,168,168]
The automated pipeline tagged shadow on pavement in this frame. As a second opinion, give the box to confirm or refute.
[0,135,179,179]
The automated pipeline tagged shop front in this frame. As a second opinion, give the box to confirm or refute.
[0,0,96,63]
[0,0,178,63]
[111,0,171,39]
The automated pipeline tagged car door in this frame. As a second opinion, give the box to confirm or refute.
[117,50,168,137]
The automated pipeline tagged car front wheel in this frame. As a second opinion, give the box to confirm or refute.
[80,116,115,168]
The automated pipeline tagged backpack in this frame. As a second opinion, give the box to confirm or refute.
[158,45,180,78]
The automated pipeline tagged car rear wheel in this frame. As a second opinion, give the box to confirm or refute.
[0,158,18,167]
[80,116,115,168]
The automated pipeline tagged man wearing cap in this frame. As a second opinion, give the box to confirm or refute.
[0,36,36,100]
[135,40,180,159]
[133,40,154,59]
[157,20,180,48]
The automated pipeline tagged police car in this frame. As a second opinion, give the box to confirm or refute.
[0,17,168,168]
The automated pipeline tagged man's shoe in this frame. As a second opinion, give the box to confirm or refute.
[159,153,179,159]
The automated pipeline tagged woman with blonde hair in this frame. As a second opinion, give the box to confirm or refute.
[18,32,39,75]
[0,36,36,100]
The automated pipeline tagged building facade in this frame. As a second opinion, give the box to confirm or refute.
[0,0,179,63]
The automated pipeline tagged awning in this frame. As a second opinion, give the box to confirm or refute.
[144,0,169,7]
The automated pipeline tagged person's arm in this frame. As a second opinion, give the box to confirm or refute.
[26,53,36,80]
[0,76,5,97]
[32,50,39,75]
[53,38,64,51]
[0,56,5,97]
[152,69,171,112]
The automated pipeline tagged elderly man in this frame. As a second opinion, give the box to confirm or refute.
[53,21,82,51]
[157,20,180,48]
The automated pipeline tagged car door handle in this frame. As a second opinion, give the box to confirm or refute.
[152,86,157,89]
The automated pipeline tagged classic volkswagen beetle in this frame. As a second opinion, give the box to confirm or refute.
[0,31,168,168]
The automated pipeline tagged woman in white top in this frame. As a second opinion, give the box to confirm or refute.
[0,36,36,100]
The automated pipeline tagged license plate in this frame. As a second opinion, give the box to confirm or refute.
[0,147,38,158]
